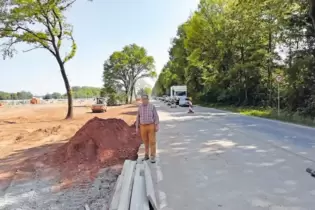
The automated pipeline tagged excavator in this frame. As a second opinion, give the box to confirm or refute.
[91,97,107,113]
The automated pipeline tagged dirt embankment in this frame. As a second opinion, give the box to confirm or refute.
[0,102,142,209]
[0,104,139,191]
[42,117,141,184]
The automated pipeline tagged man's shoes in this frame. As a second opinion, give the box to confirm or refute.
[142,156,149,161]
[150,157,156,163]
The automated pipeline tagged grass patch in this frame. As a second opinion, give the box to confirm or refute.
[201,103,315,127]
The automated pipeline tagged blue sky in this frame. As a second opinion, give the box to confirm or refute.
[0,0,199,95]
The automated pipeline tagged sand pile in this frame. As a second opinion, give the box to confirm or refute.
[44,117,141,181]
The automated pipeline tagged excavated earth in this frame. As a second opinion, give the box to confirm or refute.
[0,104,140,210]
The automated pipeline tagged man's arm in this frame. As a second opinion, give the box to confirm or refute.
[136,106,141,131]
[152,105,159,125]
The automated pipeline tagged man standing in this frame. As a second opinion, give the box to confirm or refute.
[136,94,160,163]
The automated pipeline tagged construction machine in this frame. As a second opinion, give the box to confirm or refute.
[91,97,107,113]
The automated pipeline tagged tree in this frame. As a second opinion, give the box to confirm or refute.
[308,0,315,28]
[136,86,152,96]
[0,90,33,100]
[16,91,33,99]
[51,92,62,99]
[144,87,152,95]
[154,0,315,119]
[103,44,156,103]
[43,93,52,100]
[0,91,11,100]
[71,86,101,98]
[0,0,78,119]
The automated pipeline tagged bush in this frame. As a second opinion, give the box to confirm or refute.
[107,94,117,106]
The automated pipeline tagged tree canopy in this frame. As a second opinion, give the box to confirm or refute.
[0,91,33,100]
[137,86,152,96]
[0,0,79,119]
[153,0,315,118]
[71,86,101,98]
[0,86,100,100]
[103,44,156,103]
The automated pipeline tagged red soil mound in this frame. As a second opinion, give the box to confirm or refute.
[43,117,141,182]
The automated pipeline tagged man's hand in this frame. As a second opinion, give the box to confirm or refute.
[155,124,159,132]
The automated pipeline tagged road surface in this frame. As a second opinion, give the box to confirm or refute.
[152,101,315,210]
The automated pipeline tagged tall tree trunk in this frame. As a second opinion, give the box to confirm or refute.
[289,39,292,69]
[241,46,248,105]
[129,84,134,104]
[267,29,272,106]
[238,70,242,105]
[124,89,129,104]
[309,0,315,29]
[52,37,73,119]
[57,60,73,119]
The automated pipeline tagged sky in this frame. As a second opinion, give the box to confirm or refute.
[0,0,199,95]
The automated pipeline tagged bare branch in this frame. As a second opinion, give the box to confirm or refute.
[0,37,20,59]
[23,46,44,53]
[60,0,76,10]
[52,9,63,39]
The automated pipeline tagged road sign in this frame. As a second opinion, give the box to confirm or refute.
[276,75,282,83]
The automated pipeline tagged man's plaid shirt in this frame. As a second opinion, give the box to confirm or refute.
[136,103,159,129]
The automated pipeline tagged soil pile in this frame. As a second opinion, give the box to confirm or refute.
[44,117,141,181]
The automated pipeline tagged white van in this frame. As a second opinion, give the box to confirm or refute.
[170,85,187,105]
[179,97,190,107]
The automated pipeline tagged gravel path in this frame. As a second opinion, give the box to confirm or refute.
[0,166,121,210]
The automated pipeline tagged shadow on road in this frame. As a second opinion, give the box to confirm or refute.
[153,104,315,209]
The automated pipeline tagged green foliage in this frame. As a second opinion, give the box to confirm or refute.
[43,93,53,100]
[144,87,152,95]
[51,92,62,99]
[137,87,152,96]
[71,86,101,99]
[0,0,79,119]
[103,44,156,103]
[204,104,315,127]
[0,0,77,61]
[106,94,117,106]
[153,0,315,121]
[0,90,33,100]
[43,92,63,99]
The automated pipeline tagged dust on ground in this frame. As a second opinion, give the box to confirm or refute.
[0,103,139,210]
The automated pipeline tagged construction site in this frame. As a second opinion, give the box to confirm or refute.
[2,96,315,210]
[0,101,142,210]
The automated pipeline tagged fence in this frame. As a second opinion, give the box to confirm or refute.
[0,98,96,106]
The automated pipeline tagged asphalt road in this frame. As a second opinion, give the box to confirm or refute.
[151,100,315,210]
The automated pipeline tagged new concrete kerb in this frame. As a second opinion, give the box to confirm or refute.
[109,144,159,210]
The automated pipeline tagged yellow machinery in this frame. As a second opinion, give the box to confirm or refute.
[91,97,107,113]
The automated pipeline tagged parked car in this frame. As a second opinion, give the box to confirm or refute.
[165,96,171,102]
